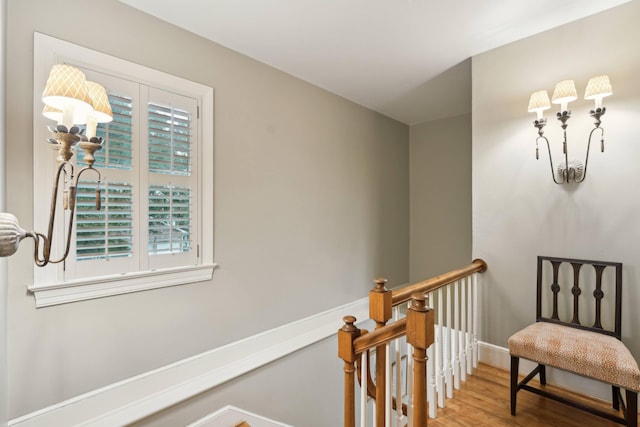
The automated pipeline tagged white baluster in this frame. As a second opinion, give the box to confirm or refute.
[361,351,368,427]
[393,307,403,427]
[427,341,436,419]
[460,278,467,383]
[436,289,445,409]
[371,386,376,427]
[453,280,460,389]
[473,273,479,369]
[445,283,453,399]
[466,277,473,375]
[427,291,438,417]
[385,342,391,427]
[406,336,414,426]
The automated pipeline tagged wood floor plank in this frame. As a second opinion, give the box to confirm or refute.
[427,363,636,426]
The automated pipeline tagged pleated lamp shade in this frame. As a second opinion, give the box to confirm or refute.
[86,81,113,123]
[551,80,578,105]
[41,64,93,123]
[584,75,613,100]
[527,90,551,113]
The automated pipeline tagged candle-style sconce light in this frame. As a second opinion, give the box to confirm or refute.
[0,64,112,264]
[528,75,612,184]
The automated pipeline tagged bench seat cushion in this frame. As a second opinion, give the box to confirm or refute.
[508,322,640,392]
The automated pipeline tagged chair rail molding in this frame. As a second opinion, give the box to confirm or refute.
[8,297,370,427]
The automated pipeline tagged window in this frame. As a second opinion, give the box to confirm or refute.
[31,33,215,307]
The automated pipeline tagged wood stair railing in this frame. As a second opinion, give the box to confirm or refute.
[338,259,488,427]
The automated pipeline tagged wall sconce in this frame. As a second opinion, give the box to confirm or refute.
[0,64,112,265]
[528,75,612,184]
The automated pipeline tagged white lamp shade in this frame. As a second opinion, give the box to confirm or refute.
[42,105,62,122]
[584,75,613,100]
[86,81,113,123]
[551,80,578,105]
[41,64,93,122]
[528,90,551,113]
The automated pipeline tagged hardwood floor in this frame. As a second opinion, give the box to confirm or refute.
[427,363,634,426]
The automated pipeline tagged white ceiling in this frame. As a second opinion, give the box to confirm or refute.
[118,0,629,125]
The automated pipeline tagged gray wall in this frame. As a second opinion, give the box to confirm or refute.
[130,336,344,427]
[409,113,472,282]
[1,0,8,425]
[472,1,640,397]
[6,0,409,418]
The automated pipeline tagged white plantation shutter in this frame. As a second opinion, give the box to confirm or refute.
[75,93,135,263]
[145,88,198,269]
[66,71,140,280]
[147,98,193,255]
[65,72,200,279]
[148,103,191,176]
[75,181,133,260]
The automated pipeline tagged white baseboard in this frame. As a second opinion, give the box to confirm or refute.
[9,297,370,427]
[477,340,538,378]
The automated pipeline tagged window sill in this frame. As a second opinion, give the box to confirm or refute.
[27,263,218,308]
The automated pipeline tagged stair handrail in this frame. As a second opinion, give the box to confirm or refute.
[353,318,406,354]
[338,259,488,427]
[392,259,487,306]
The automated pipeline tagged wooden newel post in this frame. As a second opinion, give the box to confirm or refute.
[407,292,434,427]
[338,315,361,427]
[370,278,392,427]
[369,277,392,325]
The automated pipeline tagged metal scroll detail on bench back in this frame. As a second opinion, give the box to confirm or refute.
[536,255,622,339]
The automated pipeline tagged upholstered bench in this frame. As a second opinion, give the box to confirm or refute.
[509,256,639,426]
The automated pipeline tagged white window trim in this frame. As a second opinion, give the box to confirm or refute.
[30,33,216,307]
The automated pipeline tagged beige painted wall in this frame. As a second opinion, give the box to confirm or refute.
[129,336,343,427]
[472,1,640,398]
[5,0,409,418]
[409,113,472,282]
[1,0,8,425]
[126,68,474,427]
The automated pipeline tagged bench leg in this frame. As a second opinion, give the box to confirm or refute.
[626,390,637,427]
[511,356,519,416]
[613,386,620,410]
[538,364,546,386]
